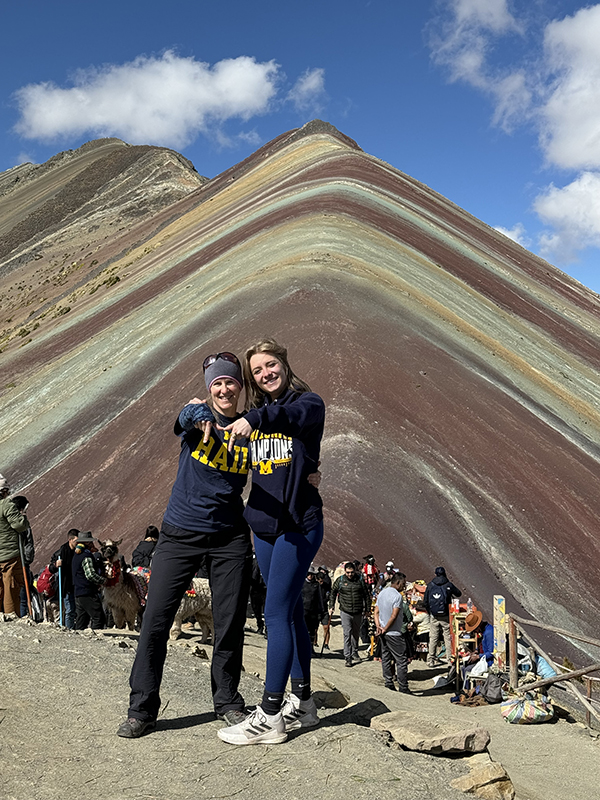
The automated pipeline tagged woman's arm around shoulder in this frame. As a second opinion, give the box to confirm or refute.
[244,392,325,437]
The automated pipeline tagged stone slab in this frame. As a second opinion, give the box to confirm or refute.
[371,710,491,753]
[451,762,515,800]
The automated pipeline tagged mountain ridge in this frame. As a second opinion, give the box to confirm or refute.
[1,120,599,659]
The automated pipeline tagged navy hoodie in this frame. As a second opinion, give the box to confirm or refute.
[163,407,250,533]
[424,575,462,616]
[243,388,325,536]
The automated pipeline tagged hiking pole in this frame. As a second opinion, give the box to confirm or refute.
[18,533,33,618]
[320,610,333,655]
[58,565,63,627]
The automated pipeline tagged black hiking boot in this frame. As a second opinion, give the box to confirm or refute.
[216,709,248,726]
[116,717,156,738]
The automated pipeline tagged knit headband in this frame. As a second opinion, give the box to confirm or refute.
[204,357,243,391]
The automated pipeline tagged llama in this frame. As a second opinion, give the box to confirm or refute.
[99,539,143,630]
[98,539,213,641]
[169,577,213,642]
[40,594,60,623]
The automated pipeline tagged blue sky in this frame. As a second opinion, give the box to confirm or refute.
[2,1,600,292]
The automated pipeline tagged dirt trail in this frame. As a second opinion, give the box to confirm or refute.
[1,615,597,800]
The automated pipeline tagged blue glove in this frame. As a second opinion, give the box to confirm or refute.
[178,403,215,431]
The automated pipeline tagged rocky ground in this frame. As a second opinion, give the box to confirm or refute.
[1,614,597,800]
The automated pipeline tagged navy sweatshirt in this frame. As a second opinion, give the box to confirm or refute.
[163,406,250,533]
[243,388,325,536]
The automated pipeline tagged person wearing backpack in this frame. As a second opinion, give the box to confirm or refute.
[424,566,461,667]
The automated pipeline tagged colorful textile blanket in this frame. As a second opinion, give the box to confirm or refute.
[128,566,151,606]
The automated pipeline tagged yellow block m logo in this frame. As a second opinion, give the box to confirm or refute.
[258,461,273,475]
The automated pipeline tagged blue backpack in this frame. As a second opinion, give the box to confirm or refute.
[428,582,451,616]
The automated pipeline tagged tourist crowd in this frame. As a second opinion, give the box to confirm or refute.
[2,338,491,749]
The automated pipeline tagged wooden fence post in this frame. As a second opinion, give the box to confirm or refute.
[493,595,506,669]
[509,615,518,689]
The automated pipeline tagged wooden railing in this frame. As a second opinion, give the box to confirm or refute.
[508,613,600,727]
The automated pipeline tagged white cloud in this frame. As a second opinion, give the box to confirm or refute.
[533,6,600,262]
[540,5,600,171]
[534,172,600,261]
[428,2,600,266]
[15,152,35,166]
[13,52,280,148]
[453,0,520,34]
[428,0,528,131]
[494,222,530,247]
[236,130,263,147]
[287,68,326,112]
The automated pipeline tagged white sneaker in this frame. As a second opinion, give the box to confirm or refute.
[281,694,320,731]
[217,706,288,746]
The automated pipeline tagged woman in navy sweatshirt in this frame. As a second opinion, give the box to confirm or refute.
[218,338,325,746]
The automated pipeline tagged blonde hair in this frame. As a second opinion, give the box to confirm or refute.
[243,338,311,409]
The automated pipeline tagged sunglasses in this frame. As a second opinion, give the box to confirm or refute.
[202,352,240,371]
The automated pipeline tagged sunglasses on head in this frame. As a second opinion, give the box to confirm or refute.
[202,352,240,371]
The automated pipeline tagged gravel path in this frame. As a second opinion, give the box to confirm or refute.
[1,615,597,800]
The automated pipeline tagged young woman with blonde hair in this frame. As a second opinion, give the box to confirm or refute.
[218,338,325,746]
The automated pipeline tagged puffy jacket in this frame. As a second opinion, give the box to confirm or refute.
[0,498,28,562]
[330,575,370,615]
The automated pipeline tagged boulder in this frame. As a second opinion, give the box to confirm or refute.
[312,689,350,709]
[329,698,390,725]
[451,761,515,800]
[370,710,490,753]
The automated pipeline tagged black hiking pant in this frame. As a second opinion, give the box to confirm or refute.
[75,593,104,629]
[249,586,266,630]
[128,522,252,721]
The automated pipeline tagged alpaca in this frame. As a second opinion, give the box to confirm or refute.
[169,577,213,642]
[43,595,60,623]
[98,539,213,641]
[99,539,143,630]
